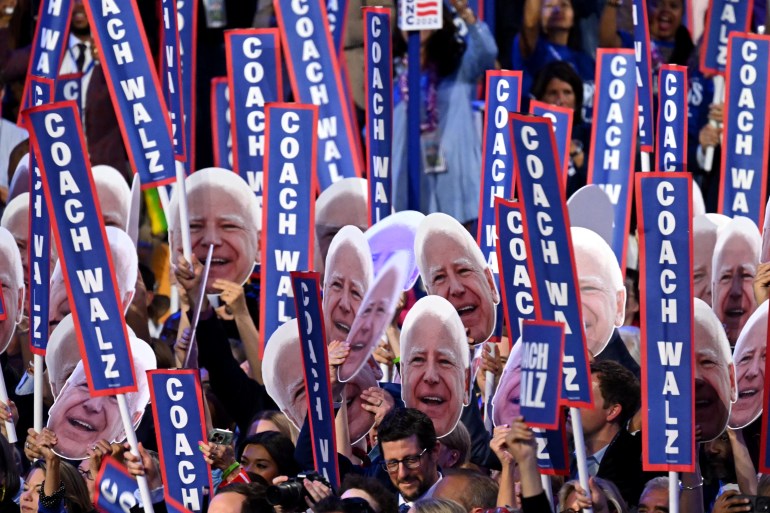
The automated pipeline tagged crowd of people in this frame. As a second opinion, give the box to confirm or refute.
[0,0,770,513]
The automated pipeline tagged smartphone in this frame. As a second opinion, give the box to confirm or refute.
[208,428,234,446]
[735,495,770,513]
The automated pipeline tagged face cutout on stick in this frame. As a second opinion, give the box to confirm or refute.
[401,295,471,438]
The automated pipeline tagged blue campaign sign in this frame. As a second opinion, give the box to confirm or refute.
[477,71,521,343]
[18,0,72,124]
[148,370,212,512]
[274,0,362,190]
[27,78,53,355]
[326,0,350,56]
[160,0,187,160]
[82,0,177,189]
[54,73,84,105]
[210,77,232,170]
[719,33,770,227]
[656,65,688,172]
[364,8,393,227]
[534,410,570,476]
[24,102,137,395]
[587,49,637,271]
[700,0,754,75]
[259,104,317,356]
[177,0,198,170]
[291,271,340,488]
[529,100,573,184]
[494,198,536,346]
[636,172,695,472]
[226,29,282,210]
[509,113,593,408]
[632,0,654,152]
[95,458,139,513]
[519,320,564,430]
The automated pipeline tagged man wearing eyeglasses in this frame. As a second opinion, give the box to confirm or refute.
[377,408,442,510]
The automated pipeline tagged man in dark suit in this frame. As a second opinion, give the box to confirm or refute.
[575,360,656,508]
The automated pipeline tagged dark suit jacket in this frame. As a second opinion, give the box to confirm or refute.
[595,329,640,379]
[596,429,663,508]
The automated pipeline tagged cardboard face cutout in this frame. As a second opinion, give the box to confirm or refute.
[46,338,156,459]
[323,226,374,348]
[0,227,23,353]
[729,301,767,429]
[492,341,523,427]
[567,185,615,247]
[169,168,260,293]
[572,227,626,357]
[711,217,760,346]
[416,213,500,344]
[401,295,471,438]
[365,210,424,290]
[338,251,407,382]
[262,320,377,444]
[694,299,737,442]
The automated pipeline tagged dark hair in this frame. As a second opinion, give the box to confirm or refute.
[378,408,437,455]
[590,360,641,426]
[339,474,398,513]
[216,481,274,513]
[441,468,498,510]
[236,432,300,477]
[0,434,20,509]
[392,8,466,78]
[530,61,585,122]
[27,460,93,513]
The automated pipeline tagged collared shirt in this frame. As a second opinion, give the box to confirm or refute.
[586,443,609,477]
[397,472,443,509]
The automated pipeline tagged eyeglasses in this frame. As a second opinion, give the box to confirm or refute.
[560,509,580,513]
[342,497,376,513]
[381,448,427,473]
[78,467,93,481]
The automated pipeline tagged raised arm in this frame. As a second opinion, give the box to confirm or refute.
[598,0,623,48]
[520,0,543,59]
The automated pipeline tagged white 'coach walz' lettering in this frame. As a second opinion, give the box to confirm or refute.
[520,125,578,393]
[652,181,684,456]
[30,164,46,342]
[716,0,742,66]
[482,79,514,273]
[161,0,181,148]
[521,340,549,408]
[504,210,534,317]
[165,378,202,510]
[368,14,389,223]
[728,40,760,215]
[235,36,270,209]
[290,0,344,183]
[34,0,66,75]
[100,0,166,175]
[223,83,234,169]
[598,56,631,205]
[298,281,333,483]
[273,112,303,323]
[660,71,681,171]
[44,112,120,380]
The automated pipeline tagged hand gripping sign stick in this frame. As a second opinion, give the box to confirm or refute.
[184,244,215,369]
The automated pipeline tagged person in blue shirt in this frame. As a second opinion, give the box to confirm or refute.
[512,0,595,115]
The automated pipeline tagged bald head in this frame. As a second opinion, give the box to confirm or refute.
[262,320,305,428]
[314,178,368,275]
[415,213,499,343]
[168,168,260,289]
[694,298,736,441]
[711,216,760,345]
[693,215,719,305]
[401,295,470,437]
[571,227,625,356]
[1,193,29,287]
[0,227,24,353]
[92,165,131,229]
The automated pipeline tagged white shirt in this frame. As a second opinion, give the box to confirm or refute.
[398,472,444,508]
[58,34,94,115]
